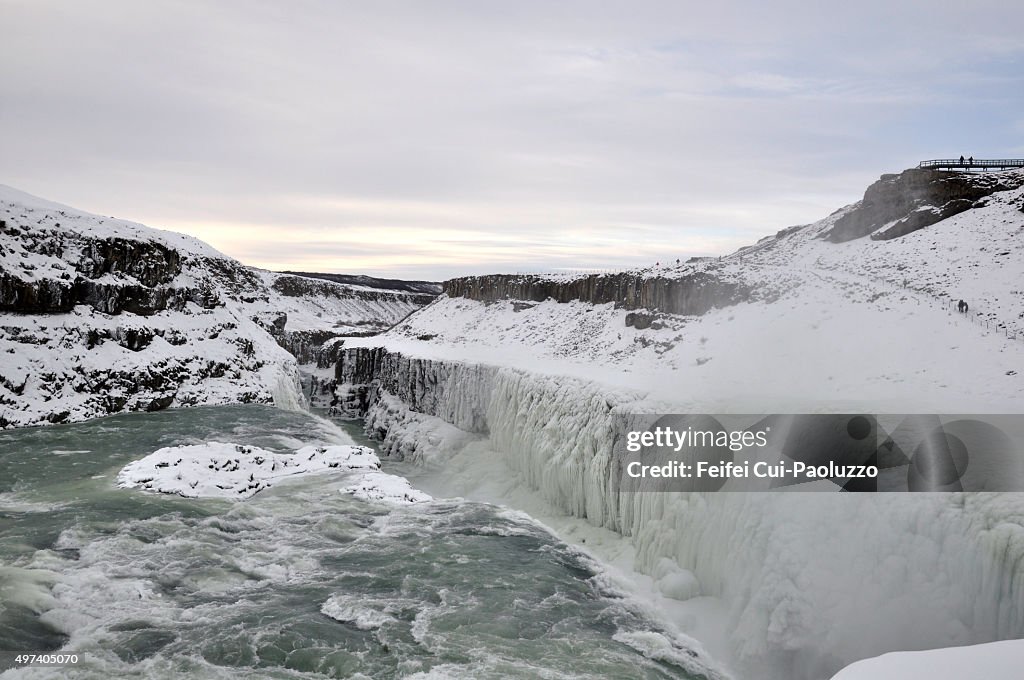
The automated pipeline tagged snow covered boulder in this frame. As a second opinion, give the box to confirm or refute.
[341,471,432,505]
[117,442,380,498]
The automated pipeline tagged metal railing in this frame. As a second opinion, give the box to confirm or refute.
[918,158,1024,172]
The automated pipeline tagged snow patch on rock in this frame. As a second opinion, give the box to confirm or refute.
[117,442,380,498]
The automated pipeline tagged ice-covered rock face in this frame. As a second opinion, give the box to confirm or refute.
[0,185,435,429]
[252,271,433,367]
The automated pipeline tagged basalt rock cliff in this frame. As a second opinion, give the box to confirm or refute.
[445,270,751,316]
[0,185,433,428]
[824,167,1024,243]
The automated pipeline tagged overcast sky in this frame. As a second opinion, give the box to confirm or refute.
[2,1,1022,279]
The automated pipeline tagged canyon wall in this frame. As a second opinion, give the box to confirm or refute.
[444,270,752,315]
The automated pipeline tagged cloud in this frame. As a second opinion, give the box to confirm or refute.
[1,0,1022,279]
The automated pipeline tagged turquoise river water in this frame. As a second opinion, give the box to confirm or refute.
[0,405,710,679]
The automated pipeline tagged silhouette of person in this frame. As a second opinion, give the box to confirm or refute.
[969,156,974,165]
[960,155,965,164]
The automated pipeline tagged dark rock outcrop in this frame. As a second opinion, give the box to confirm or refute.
[824,168,1024,243]
[0,272,224,316]
[625,311,663,329]
[444,270,750,316]
[0,214,226,315]
[0,224,230,315]
[274,329,348,368]
[78,237,182,286]
[0,272,75,313]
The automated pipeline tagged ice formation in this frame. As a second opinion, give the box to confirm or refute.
[338,356,1024,677]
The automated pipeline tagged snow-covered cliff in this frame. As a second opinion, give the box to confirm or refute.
[0,185,433,428]
[335,168,1024,679]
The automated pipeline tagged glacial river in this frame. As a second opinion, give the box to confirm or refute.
[0,405,715,679]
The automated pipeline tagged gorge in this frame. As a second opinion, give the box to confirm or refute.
[3,167,1024,679]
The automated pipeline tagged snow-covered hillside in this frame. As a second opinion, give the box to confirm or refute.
[347,169,1024,413]
[335,167,1024,679]
[0,185,433,429]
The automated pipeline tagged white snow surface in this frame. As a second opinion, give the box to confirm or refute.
[342,471,432,505]
[830,639,1024,679]
[117,442,380,499]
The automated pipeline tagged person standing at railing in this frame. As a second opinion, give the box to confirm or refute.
[960,155,965,164]
[969,156,974,166]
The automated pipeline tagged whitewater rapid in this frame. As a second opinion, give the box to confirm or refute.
[0,405,724,680]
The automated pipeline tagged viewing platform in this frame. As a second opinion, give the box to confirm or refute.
[918,158,1024,172]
